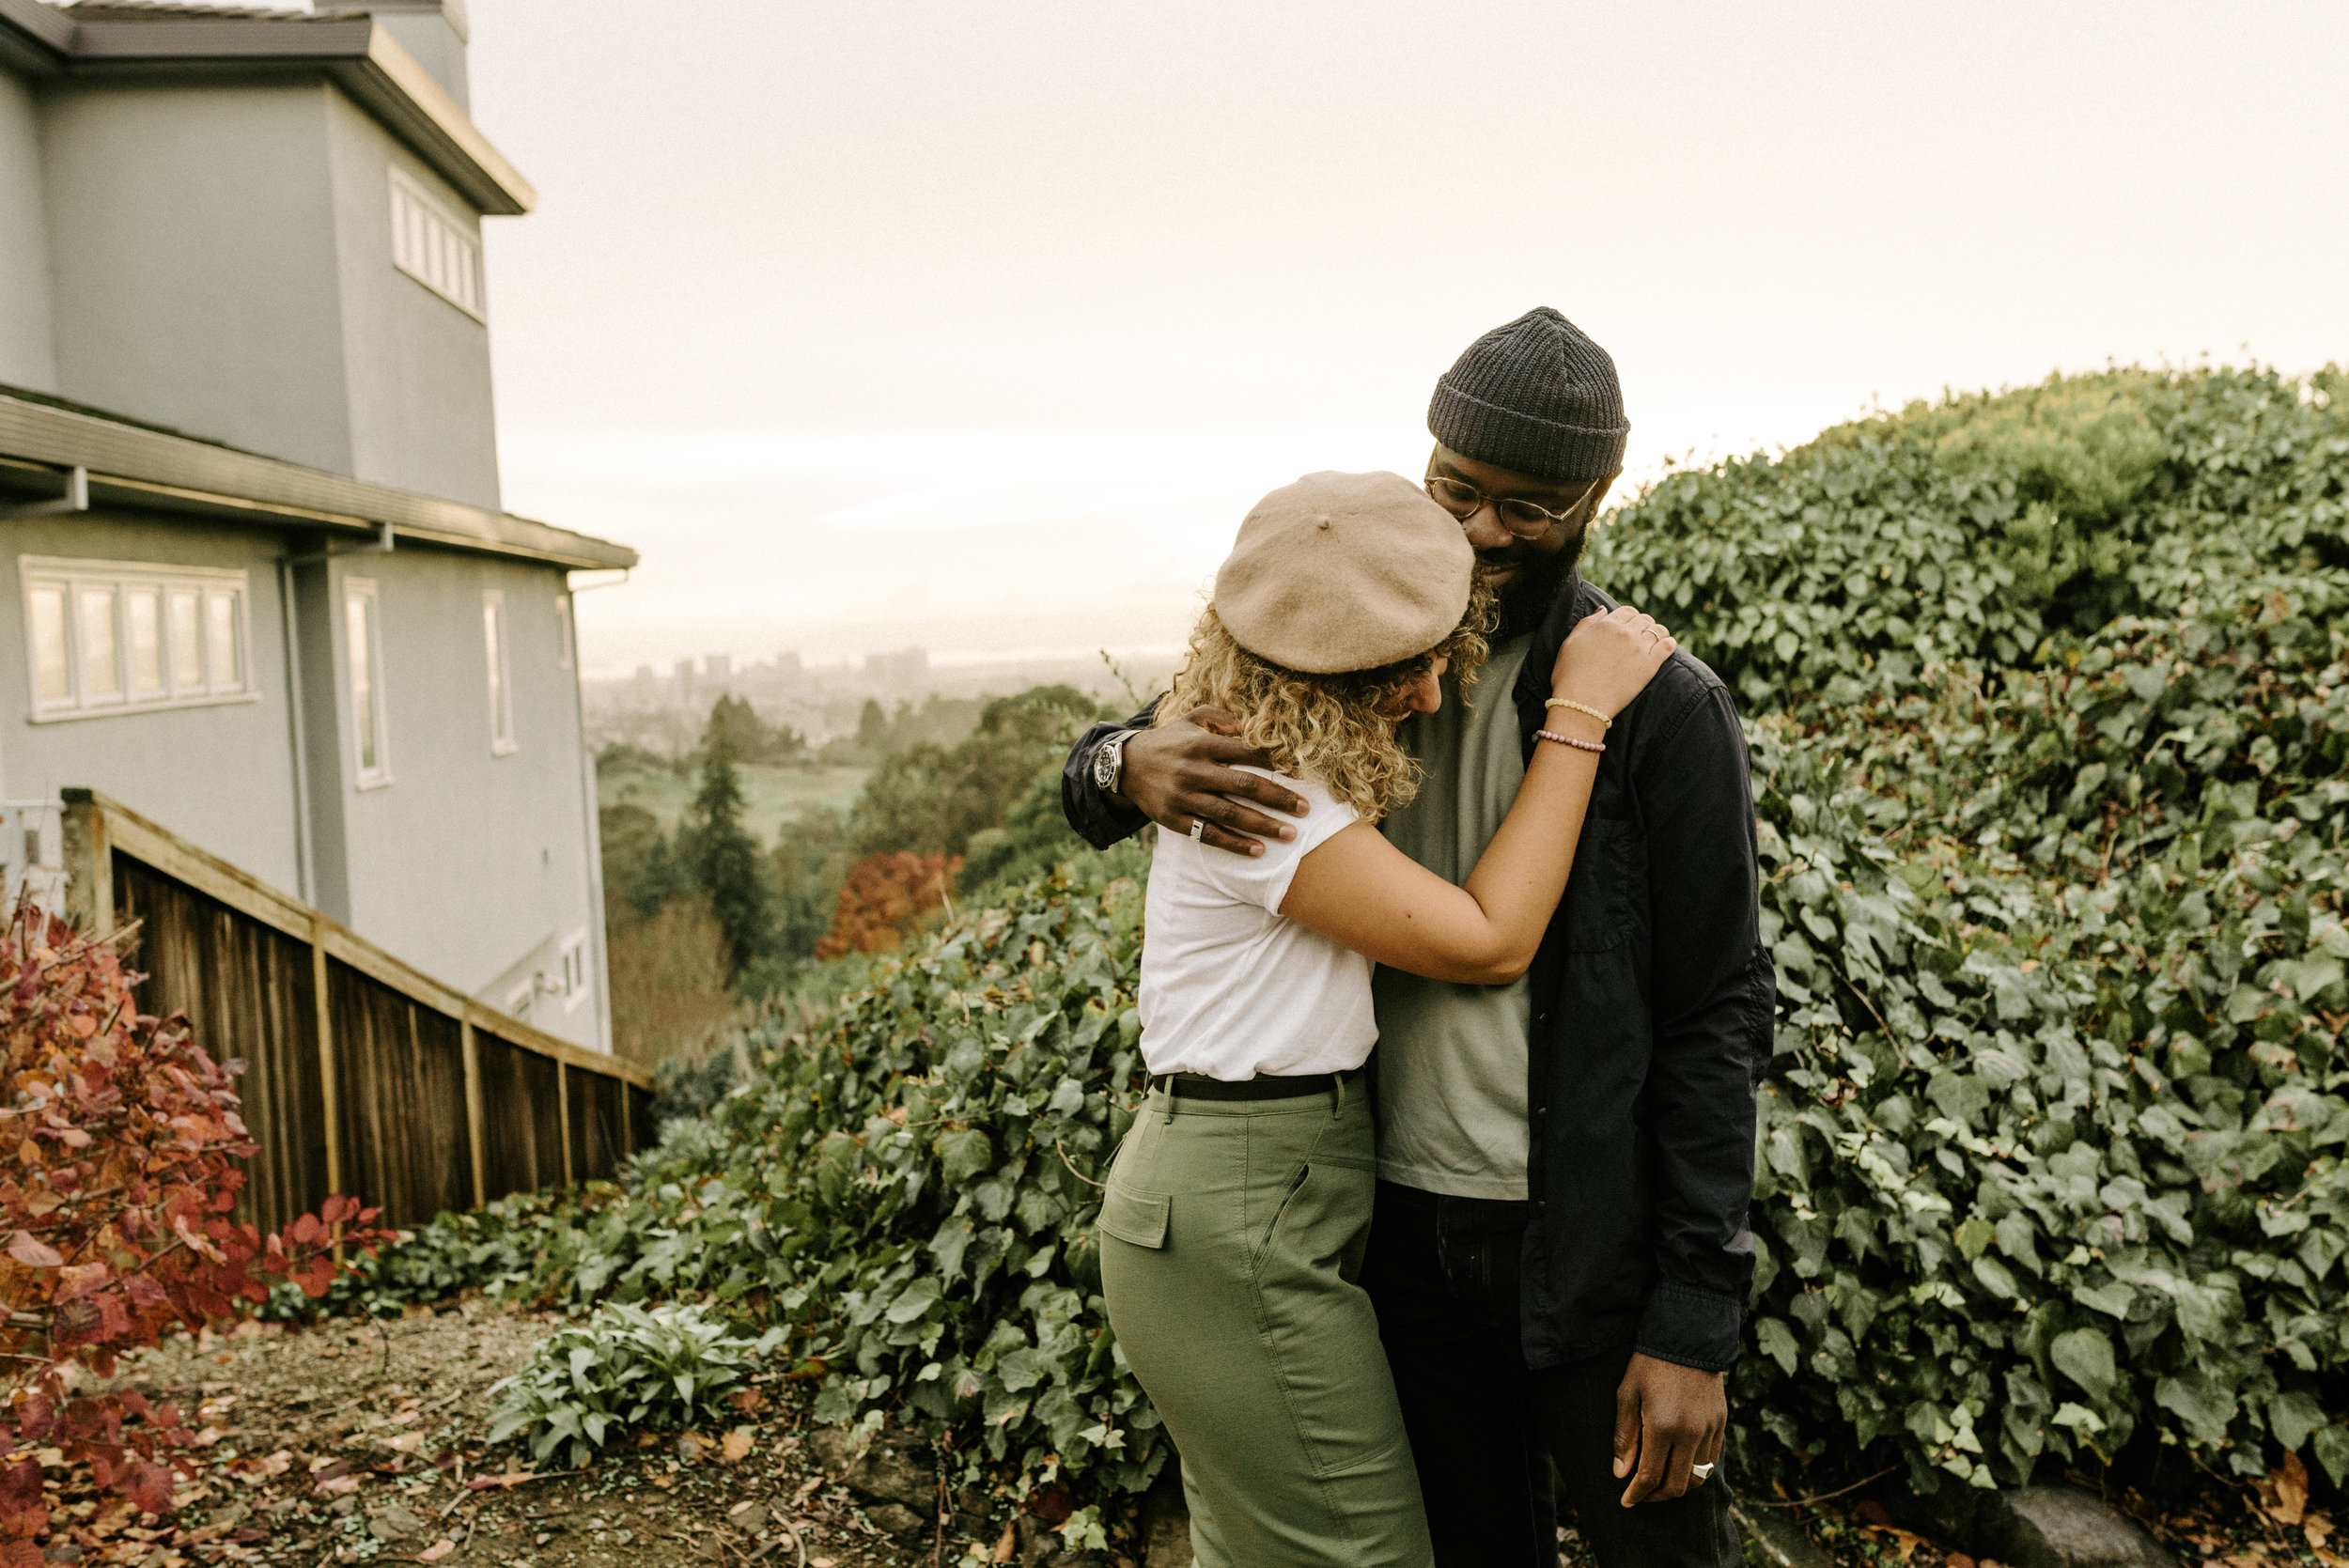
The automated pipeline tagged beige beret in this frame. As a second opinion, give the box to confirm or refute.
[1213,470,1475,675]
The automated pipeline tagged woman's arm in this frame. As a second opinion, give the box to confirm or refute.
[1279,607,1675,985]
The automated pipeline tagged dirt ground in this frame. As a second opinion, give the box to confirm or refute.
[84,1301,2336,1568]
[110,1300,1001,1568]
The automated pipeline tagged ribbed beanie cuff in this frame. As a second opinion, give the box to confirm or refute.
[1427,307,1629,483]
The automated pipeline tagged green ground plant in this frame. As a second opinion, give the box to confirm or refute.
[485,1301,785,1468]
[381,365,2346,1503]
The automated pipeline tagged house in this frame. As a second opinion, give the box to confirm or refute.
[0,0,633,1051]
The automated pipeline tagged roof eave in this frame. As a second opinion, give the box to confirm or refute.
[0,393,635,573]
[0,0,70,71]
[48,13,534,214]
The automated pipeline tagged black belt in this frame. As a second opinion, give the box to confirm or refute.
[1148,1067,1362,1102]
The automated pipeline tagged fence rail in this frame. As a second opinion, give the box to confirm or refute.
[58,789,650,1232]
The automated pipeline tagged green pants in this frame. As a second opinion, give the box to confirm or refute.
[1099,1079,1433,1568]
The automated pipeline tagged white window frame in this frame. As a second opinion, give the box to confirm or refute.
[554,592,573,672]
[388,166,487,321]
[482,589,517,755]
[557,928,589,1012]
[342,577,394,789]
[19,555,256,722]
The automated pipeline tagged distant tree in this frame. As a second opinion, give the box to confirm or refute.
[815,851,961,959]
[679,707,773,981]
[848,684,1104,859]
[599,802,686,927]
[855,698,889,753]
[702,693,806,766]
[770,806,851,964]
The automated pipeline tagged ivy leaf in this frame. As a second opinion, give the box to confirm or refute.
[937,1129,994,1184]
[2050,1327,2117,1405]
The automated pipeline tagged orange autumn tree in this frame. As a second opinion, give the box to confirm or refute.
[0,897,389,1555]
[815,851,961,959]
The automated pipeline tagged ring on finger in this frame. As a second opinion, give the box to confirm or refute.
[1189,817,1206,842]
[1690,1462,1716,1483]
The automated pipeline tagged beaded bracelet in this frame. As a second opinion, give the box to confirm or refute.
[1535,728,1606,754]
[1544,697,1613,728]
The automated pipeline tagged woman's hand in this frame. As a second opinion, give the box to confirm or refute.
[1550,606,1677,722]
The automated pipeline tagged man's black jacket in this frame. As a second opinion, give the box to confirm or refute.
[1060,579,1772,1373]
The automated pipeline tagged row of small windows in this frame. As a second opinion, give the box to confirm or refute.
[390,168,485,319]
[23,557,249,718]
[19,557,571,790]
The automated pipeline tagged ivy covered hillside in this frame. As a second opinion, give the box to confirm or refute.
[366,365,2347,1513]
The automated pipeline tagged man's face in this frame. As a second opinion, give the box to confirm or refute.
[1427,444,1615,637]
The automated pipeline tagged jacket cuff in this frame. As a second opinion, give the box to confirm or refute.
[1633,1283,1745,1374]
[1061,721,1151,851]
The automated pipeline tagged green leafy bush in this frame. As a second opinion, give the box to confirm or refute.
[1587,364,2349,1492]
[486,1301,784,1468]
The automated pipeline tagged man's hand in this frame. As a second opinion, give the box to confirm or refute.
[1612,1353,1726,1506]
[1116,706,1309,857]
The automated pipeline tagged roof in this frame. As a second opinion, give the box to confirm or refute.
[0,385,637,573]
[0,0,533,214]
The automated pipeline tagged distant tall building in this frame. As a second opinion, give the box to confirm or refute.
[673,658,697,707]
[704,653,732,685]
[776,650,803,680]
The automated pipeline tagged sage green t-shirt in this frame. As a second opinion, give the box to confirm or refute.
[1373,634,1535,1201]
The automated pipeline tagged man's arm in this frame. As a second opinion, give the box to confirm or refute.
[1059,705,1313,857]
[1614,676,1772,1504]
[1635,677,1768,1365]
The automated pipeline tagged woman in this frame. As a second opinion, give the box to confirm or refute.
[1097,469,1676,1568]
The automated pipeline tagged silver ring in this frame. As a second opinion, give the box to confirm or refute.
[1189,817,1206,841]
[1690,1462,1715,1483]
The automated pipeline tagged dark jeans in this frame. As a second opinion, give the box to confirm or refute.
[1361,1181,1742,1568]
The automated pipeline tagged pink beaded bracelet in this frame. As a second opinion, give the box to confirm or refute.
[1535,728,1606,753]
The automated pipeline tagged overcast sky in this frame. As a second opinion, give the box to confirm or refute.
[459,2,2349,677]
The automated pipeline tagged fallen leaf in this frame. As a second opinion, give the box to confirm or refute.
[2266,1453,2310,1527]
[416,1541,454,1562]
[720,1429,754,1465]
[990,1522,1016,1563]
[462,1472,537,1492]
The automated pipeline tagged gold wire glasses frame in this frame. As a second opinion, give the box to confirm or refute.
[1423,468,1591,540]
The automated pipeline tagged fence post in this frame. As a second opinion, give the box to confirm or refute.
[555,1060,574,1186]
[57,791,113,935]
[309,911,342,1198]
[460,1017,487,1209]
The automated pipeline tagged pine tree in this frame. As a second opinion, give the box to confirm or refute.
[681,702,773,981]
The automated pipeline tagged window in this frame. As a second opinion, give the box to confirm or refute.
[554,593,573,671]
[558,929,589,1011]
[482,590,516,754]
[343,579,392,787]
[389,166,485,319]
[20,557,254,720]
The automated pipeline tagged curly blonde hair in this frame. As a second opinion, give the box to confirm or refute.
[1154,580,1495,821]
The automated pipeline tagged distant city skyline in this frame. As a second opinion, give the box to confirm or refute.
[462,1,2349,677]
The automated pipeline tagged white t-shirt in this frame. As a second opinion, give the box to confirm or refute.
[1137,768,1374,1080]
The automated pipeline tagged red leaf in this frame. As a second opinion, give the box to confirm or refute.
[0,1537,41,1568]
[121,1458,175,1516]
[0,1463,39,1514]
[6,1233,62,1268]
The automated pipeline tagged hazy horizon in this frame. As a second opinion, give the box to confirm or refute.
[453,2,2348,678]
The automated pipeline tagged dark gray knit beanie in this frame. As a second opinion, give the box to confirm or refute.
[1427,307,1629,483]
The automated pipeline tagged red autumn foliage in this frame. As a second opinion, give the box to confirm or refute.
[0,897,392,1536]
[814,851,962,960]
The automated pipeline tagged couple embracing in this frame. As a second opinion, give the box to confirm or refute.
[1058,309,1772,1568]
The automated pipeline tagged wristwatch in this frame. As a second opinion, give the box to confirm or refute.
[1092,728,1133,798]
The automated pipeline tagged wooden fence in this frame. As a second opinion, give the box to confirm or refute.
[58,789,652,1233]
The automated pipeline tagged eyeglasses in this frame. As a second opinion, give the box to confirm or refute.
[1423,468,1591,540]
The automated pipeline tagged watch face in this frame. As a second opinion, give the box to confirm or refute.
[1094,737,1119,788]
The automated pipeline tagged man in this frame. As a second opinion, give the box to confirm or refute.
[1061,308,1768,1568]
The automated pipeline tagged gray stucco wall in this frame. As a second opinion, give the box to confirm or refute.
[0,508,303,893]
[327,93,502,511]
[42,80,355,473]
[313,547,599,1047]
[0,68,57,393]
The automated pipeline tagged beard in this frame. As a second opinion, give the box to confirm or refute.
[1489,526,1587,640]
